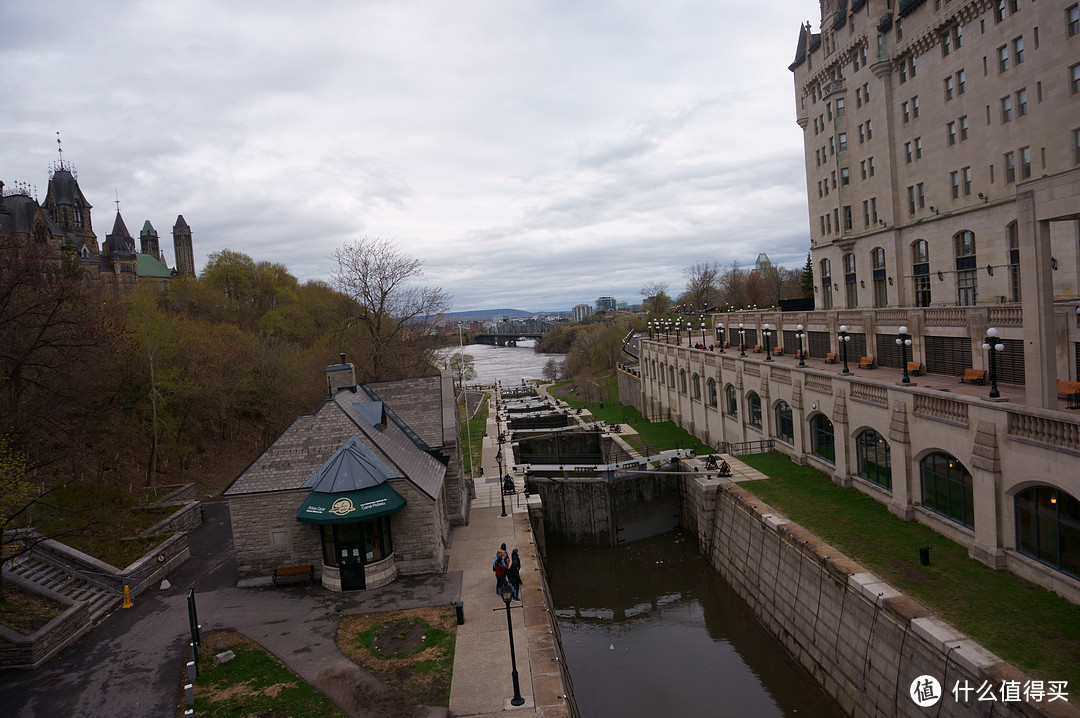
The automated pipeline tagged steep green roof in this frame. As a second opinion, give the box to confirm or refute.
[136,253,174,278]
[140,220,157,237]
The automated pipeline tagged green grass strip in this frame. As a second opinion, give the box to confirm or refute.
[460,393,489,478]
[738,452,1080,688]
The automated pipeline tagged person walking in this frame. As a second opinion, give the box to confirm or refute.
[493,547,510,594]
[506,548,522,601]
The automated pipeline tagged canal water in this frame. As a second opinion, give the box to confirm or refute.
[458,339,566,386]
[545,531,845,718]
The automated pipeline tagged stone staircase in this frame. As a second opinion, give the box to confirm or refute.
[5,554,121,622]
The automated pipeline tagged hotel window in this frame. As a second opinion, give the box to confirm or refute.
[1009,0,1020,12]
[1070,4,1080,37]
[724,384,737,417]
[1015,487,1080,579]
[1004,151,1016,183]
[855,87,863,107]
[844,253,857,308]
[957,69,966,94]
[707,378,718,408]
[829,137,835,155]
[841,167,850,185]
[905,141,913,162]
[922,453,974,529]
[955,230,978,306]
[1008,221,1022,302]
[868,157,875,176]
[859,125,866,144]
[1020,146,1031,180]
[1074,128,1080,165]
[959,115,968,140]
[815,149,821,166]
[856,430,892,490]
[836,98,845,116]
[860,47,868,67]
[950,170,960,199]
[843,205,853,231]
[915,137,922,158]
[913,239,931,307]
[774,401,794,444]
[902,101,910,123]
[820,259,833,309]
[827,102,833,121]
[907,186,917,215]
[866,120,873,139]
[809,414,835,463]
[998,45,1009,73]
[863,82,870,102]
[1013,36,1024,65]
[679,369,687,394]
[912,96,919,118]
[870,196,878,223]
[947,121,957,146]
[942,30,953,56]
[962,167,972,196]
[1071,64,1080,95]
[1001,96,1013,123]
[917,182,926,209]
[748,392,762,429]
[995,0,1006,22]
[944,76,954,100]
[1017,89,1027,117]
[872,247,887,307]
[860,160,867,180]
[900,61,908,84]
[955,24,963,48]
[839,133,848,152]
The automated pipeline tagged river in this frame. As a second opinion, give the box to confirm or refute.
[452,339,566,386]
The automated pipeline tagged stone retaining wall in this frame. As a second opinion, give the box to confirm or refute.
[681,474,1078,718]
[616,364,642,414]
[136,501,202,538]
[0,575,90,670]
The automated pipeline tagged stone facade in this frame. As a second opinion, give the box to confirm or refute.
[642,337,1080,603]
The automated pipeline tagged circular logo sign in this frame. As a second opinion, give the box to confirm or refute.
[910,675,942,707]
[329,497,356,516]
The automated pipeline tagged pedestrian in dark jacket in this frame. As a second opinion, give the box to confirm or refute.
[506,548,522,601]
[493,548,509,594]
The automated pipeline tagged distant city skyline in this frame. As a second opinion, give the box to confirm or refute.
[1,2,813,311]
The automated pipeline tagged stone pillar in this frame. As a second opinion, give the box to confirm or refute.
[1017,190,1056,409]
[830,389,851,486]
[887,398,914,519]
[969,421,1007,568]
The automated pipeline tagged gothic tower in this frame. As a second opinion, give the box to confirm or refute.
[172,215,195,277]
[140,220,161,261]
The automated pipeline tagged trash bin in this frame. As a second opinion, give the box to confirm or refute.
[454,601,464,625]
[919,546,931,566]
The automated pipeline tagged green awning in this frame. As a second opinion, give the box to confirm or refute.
[296,484,406,525]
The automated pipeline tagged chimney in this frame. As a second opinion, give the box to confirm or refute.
[325,353,357,395]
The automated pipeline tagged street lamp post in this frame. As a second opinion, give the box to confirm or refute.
[496,449,507,517]
[716,322,725,353]
[738,323,746,357]
[699,316,706,348]
[675,320,682,346]
[982,328,1005,398]
[496,587,526,706]
[838,325,851,374]
[896,326,913,384]
[763,323,774,361]
[795,324,806,367]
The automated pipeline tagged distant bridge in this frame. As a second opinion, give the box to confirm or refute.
[475,318,556,345]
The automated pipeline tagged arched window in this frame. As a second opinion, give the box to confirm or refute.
[1015,487,1080,578]
[1007,221,1021,303]
[954,230,977,306]
[747,392,762,428]
[856,429,891,489]
[871,247,887,307]
[724,384,737,417]
[659,363,666,385]
[912,239,931,307]
[669,366,675,387]
[774,401,794,443]
[32,223,47,244]
[820,258,833,310]
[679,369,687,394]
[920,452,974,528]
[809,414,835,463]
[692,373,701,400]
[707,378,718,408]
[844,253,857,308]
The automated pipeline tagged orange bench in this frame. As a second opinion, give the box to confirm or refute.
[907,362,923,376]
[859,356,875,369]
[773,346,784,355]
[959,369,986,385]
[273,565,314,587]
[825,353,837,364]
[753,344,762,353]
[1057,380,1080,397]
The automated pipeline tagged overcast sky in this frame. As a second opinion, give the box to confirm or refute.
[2,1,813,312]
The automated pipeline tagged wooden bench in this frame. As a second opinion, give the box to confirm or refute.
[959,368,986,385]
[907,362,923,376]
[753,344,762,353]
[772,346,784,355]
[1057,380,1080,397]
[824,352,837,364]
[273,565,314,587]
[859,356,875,369]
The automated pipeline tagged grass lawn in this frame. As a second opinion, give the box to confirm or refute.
[337,606,457,707]
[550,375,713,457]
[460,392,489,478]
[738,452,1080,688]
[187,630,346,717]
[0,583,67,634]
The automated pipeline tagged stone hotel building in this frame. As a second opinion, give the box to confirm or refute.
[638,0,1080,602]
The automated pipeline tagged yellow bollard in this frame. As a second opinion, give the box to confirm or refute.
[122,585,132,609]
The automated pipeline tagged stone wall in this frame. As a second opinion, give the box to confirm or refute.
[229,489,323,580]
[135,501,201,538]
[0,576,90,670]
[682,476,1073,718]
[616,364,642,414]
[389,478,449,575]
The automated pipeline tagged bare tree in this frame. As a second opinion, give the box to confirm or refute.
[720,261,749,309]
[682,262,721,310]
[639,281,672,316]
[331,237,451,380]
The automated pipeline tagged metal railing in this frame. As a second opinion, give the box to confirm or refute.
[718,439,774,456]
[534,544,581,718]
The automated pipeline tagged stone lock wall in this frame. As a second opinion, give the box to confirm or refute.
[681,475,1076,718]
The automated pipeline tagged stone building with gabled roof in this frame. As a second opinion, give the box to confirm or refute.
[223,356,469,591]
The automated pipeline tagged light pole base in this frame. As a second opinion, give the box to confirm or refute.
[895,381,918,387]
[505,696,534,710]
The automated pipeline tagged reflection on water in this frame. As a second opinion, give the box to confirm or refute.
[545,531,844,718]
